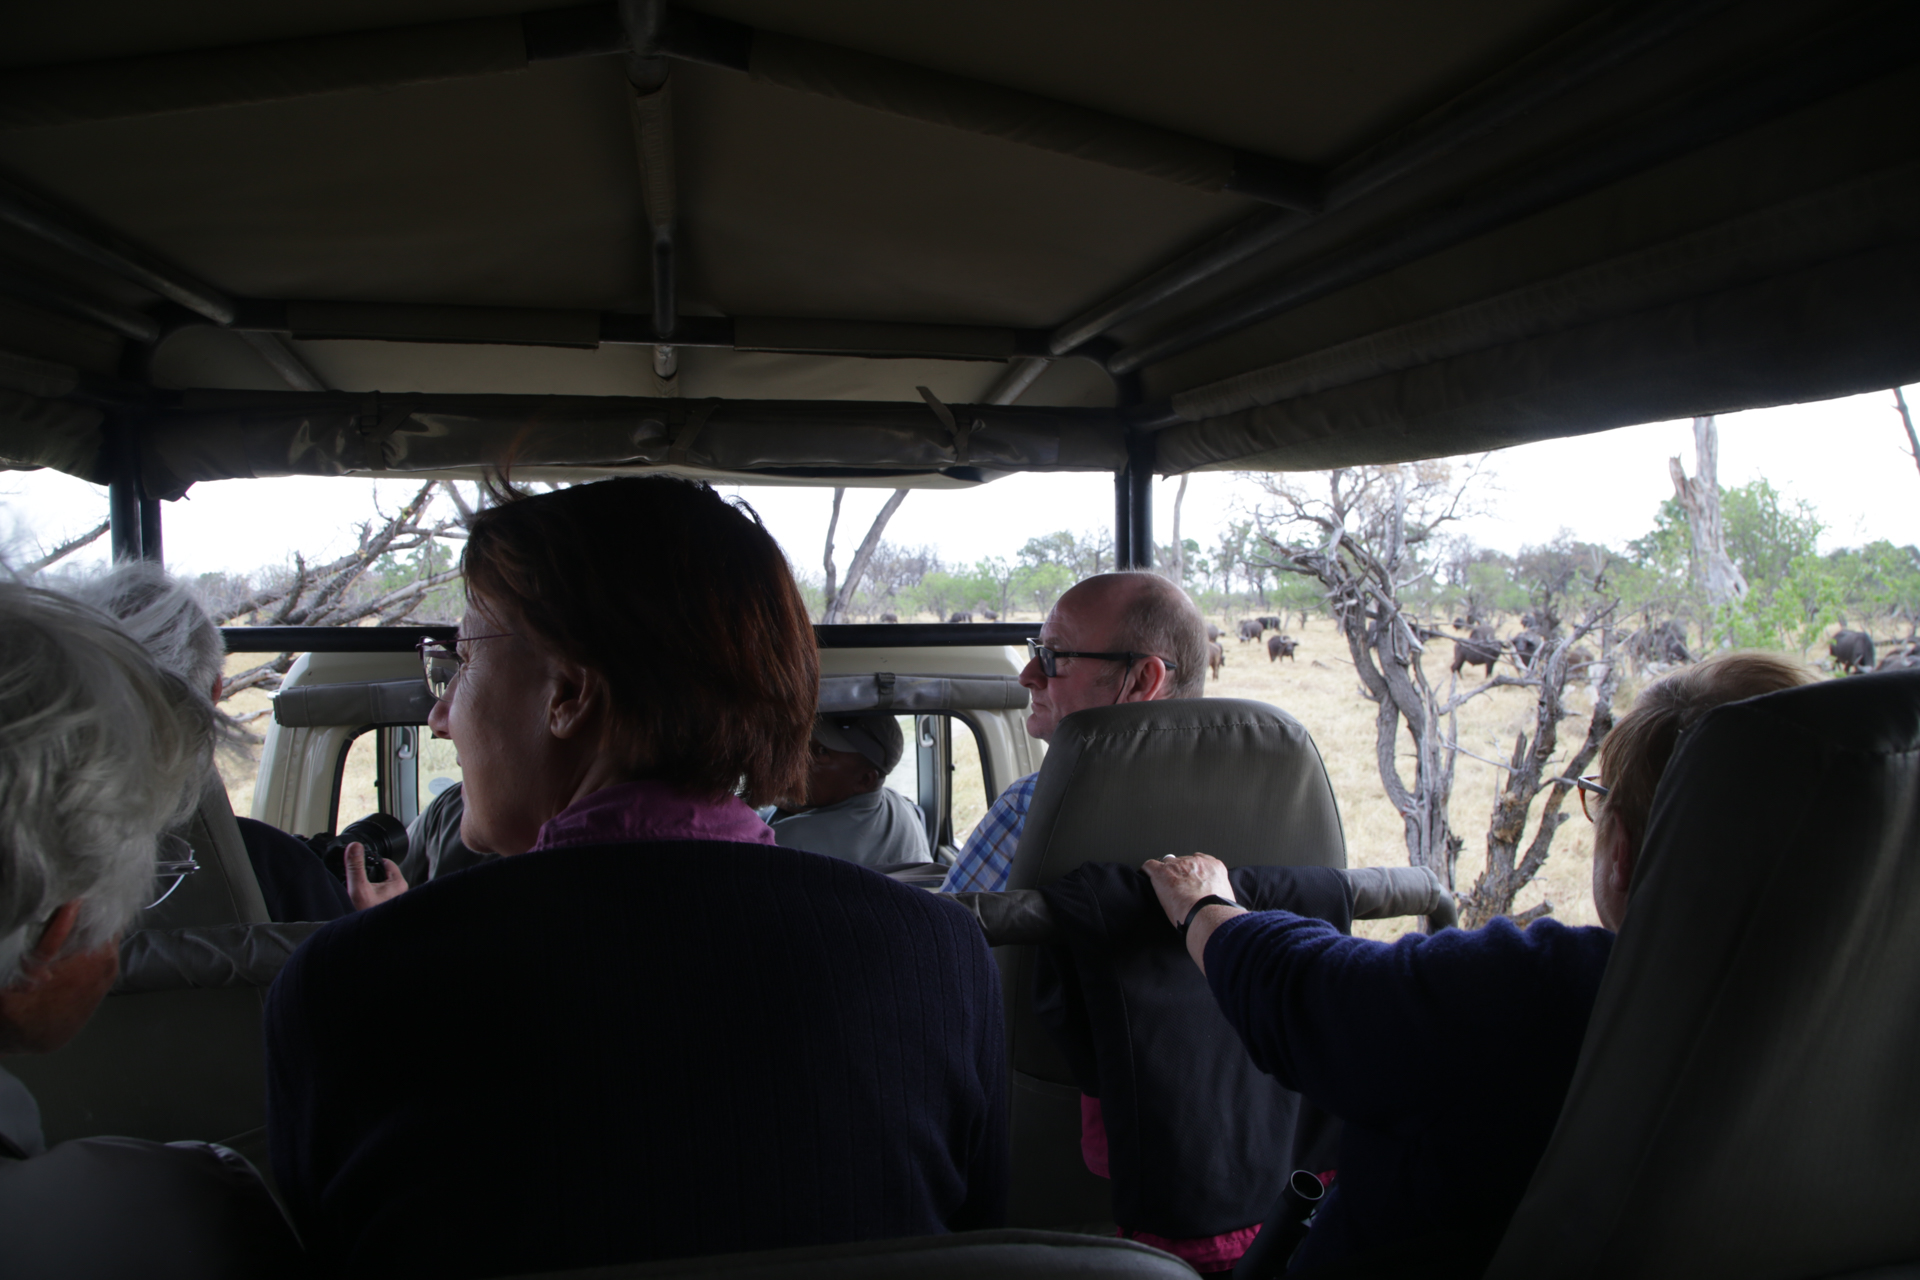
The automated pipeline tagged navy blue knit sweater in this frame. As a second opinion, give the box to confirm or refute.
[265,840,1007,1278]
[1205,912,1612,1272]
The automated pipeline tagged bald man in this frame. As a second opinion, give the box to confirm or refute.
[940,572,1208,893]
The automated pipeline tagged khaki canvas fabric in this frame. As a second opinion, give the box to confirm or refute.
[1487,670,1920,1280]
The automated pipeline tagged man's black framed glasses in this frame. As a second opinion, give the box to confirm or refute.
[1025,639,1176,678]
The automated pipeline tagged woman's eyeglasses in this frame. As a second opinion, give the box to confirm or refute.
[1024,639,1177,679]
[418,633,510,700]
[1552,774,1610,822]
[148,833,199,910]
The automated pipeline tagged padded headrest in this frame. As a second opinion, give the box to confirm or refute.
[1489,670,1920,1280]
[1005,698,1344,891]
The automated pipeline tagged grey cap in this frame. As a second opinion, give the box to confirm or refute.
[812,713,904,775]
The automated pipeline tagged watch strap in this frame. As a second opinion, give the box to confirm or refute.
[1178,893,1240,936]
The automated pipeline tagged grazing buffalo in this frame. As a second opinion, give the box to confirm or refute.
[1256,615,1282,631]
[1452,625,1501,677]
[1238,619,1263,643]
[1207,641,1225,680]
[1876,646,1919,672]
[1206,623,1222,644]
[1830,629,1875,674]
[1510,629,1544,668]
[1566,646,1597,683]
[947,611,973,624]
[1627,620,1692,669]
[979,607,1000,621]
[1268,634,1297,662]
[879,612,898,624]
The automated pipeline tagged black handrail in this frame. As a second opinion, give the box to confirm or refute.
[222,621,1042,653]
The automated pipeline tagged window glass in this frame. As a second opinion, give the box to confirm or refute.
[336,731,381,830]
[950,720,988,846]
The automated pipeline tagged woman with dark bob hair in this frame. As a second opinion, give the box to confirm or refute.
[264,477,1008,1278]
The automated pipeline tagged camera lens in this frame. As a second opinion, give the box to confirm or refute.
[313,811,410,883]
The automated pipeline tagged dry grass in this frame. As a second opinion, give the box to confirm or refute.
[1205,617,1608,940]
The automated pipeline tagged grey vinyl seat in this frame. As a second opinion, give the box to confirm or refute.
[1486,669,1920,1280]
[998,698,1346,1229]
[6,779,279,1154]
[505,1229,1196,1280]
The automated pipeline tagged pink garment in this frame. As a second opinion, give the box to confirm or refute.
[1081,1093,1261,1274]
[531,780,778,852]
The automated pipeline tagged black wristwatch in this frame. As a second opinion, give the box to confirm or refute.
[1178,894,1241,937]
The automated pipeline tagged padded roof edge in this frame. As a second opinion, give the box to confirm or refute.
[0,0,1917,486]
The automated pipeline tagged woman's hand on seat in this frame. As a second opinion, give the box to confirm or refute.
[346,843,410,911]
[1141,853,1234,928]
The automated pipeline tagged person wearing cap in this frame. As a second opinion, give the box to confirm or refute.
[766,714,932,869]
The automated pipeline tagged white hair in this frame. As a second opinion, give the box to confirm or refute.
[68,562,245,748]
[69,562,225,696]
[0,583,212,986]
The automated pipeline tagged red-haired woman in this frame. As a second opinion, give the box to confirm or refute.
[264,478,1006,1277]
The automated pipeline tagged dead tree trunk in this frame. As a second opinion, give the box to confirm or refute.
[1461,615,1621,927]
[821,487,845,614]
[1257,470,1480,895]
[823,489,909,623]
[1169,474,1189,585]
[1896,386,1920,485]
[21,519,109,574]
[1669,415,1749,608]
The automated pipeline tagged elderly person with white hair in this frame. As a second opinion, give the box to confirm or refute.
[73,563,351,922]
[0,581,305,1278]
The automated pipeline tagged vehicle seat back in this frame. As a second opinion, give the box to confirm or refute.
[503,1229,1196,1280]
[6,780,276,1147]
[144,778,272,929]
[998,699,1346,1229]
[1488,669,1920,1280]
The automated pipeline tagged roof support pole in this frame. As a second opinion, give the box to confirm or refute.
[105,418,144,562]
[1112,467,1132,573]
[1126,436,1155,570]
[138,496,164,566]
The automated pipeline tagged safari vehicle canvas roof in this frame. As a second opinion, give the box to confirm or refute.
[0,0,1916,510]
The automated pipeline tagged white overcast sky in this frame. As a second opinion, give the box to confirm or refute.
[4,385,1915,581]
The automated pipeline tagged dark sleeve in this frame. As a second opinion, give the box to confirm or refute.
[264,916,375,1259]
[238,819,351,923]
[1204,913,1611,1139]
[949,913,1011,1232]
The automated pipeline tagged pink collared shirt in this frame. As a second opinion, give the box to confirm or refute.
[530,780,779,852]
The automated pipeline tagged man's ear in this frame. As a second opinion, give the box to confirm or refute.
[547,657,603,741]
[1128,656,1173,702]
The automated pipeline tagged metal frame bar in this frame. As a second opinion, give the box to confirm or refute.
[0,177,234,324]
[1107,1,1920,375]
[1046,0,1741,355]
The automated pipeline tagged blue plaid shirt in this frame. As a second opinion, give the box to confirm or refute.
[939,772,1040,893]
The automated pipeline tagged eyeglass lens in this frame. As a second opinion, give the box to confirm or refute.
[1024,640,1058,678]
[148,834,199,910]
[423,648,460,699]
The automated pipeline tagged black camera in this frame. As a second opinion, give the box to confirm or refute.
[310,811,409,885]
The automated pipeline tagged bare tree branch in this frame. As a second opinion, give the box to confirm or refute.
[21,519,109,574]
